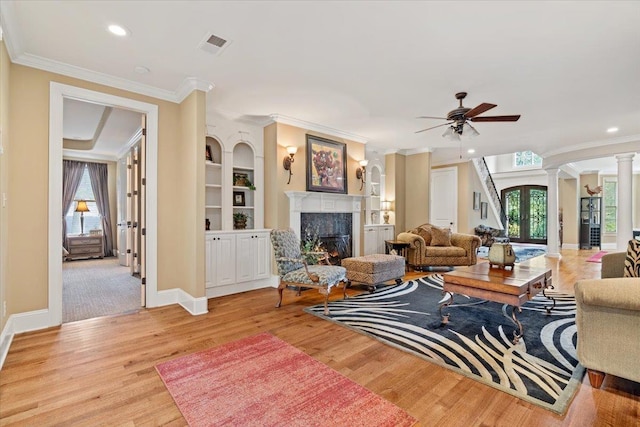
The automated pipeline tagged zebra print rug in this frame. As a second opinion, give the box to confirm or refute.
[304,275,584,414]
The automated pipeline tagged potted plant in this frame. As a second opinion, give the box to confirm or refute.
[233,212,250,229]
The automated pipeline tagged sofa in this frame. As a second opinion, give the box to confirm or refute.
[396,224,481,270]
[574,245,640,388]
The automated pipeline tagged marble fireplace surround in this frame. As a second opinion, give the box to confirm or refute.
[285,191,363,257]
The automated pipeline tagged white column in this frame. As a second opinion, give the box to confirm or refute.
[545,168,561,258]
[616,153,635,251]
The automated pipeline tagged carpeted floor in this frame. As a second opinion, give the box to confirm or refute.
[155,333,417,427]
[305,275,583,414]
[63,257,141,323]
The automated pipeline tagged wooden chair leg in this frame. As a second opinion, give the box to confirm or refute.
[587,369,605,388]
[275,283,285,308]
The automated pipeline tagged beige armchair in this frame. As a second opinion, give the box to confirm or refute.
[575,251,640,388]
[396,224,481,270]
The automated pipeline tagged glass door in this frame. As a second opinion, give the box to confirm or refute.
[502,185,547,244]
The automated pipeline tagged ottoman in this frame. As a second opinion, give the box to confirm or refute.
[341,254,405,292]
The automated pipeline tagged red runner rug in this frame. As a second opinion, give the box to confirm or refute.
[586,251,607,263]
[156,332,416,427]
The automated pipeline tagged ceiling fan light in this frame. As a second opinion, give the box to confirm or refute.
[463,123,480,137]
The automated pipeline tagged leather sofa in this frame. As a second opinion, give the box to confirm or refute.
[575,251,640,387]
[396,224,481,270]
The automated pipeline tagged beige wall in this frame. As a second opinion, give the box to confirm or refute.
[385,153,407,234]
[265,122,366,231]
[6,62,201,316]
[404,152,430,230]
[560,178,579,246]
[179,91,207,298]
[0,40,10,331]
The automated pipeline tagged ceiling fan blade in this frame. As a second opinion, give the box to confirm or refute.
[415,122,453,133]
[470,115,521,122]
[417,116,449,120]
[465,103,497,118]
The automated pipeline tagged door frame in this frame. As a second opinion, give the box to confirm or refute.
[48,82,158,326]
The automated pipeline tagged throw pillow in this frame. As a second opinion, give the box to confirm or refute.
[416,225,432,246]
[623,239,640,278]
[430,226,452,246]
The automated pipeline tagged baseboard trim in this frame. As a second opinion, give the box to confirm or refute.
[177,290,208,315]
[601,243,618,250]
[206,277,277,299]
[562,243,579,250]
[0,317,15,370]
[0,309,52,370]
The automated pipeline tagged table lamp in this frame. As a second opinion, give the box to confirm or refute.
[75,200,90,235]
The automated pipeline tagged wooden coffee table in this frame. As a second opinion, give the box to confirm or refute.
[440,262,554,344]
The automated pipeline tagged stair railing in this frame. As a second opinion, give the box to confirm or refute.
[472,158,507,230]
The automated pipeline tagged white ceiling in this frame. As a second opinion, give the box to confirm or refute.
[2,1,639,168]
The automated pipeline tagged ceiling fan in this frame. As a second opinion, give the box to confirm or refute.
[416,92,521,138]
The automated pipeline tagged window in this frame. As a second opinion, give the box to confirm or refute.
[65,167,102,235]
[603,178,617,233]
[514,151,543,168]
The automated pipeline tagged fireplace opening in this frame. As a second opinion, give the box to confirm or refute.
[301,213,352,265]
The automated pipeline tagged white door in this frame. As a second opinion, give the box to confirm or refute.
[117,157,129,266]
[430,167,458,232]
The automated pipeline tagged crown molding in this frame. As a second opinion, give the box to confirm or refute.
[403,147,433,156]
[62,149,117,162]
[0,1,20,59]
[10,51,214,104]
[175,77,214,103]
[542,134,640,158]
[116,128,143,160]
[270,114,368,144]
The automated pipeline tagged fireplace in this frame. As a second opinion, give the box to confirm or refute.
[286,191,363,259]
[301,212,352,265]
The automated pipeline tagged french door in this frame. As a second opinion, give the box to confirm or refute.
[502,185,547,244]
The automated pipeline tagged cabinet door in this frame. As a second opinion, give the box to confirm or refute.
[235,234,254,283]
[363,227,378,255]
[211,234,236,287]
[378,226,395,254]
[205,235,213,288]
[253,232,271,280]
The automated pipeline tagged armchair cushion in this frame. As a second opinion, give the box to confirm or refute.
[430,226,452,246]
[282,265,347,287]
[623,239,640,278]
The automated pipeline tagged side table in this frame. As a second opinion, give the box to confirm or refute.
[385,240,410,271]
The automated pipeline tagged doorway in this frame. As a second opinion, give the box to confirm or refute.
[48,82,158,327]
[502,185,548,244]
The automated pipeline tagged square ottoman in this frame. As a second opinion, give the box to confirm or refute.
[341,254,405,292]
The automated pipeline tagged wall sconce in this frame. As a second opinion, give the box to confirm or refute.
[283,146,298,184]
[381,200,392,224]
[355,159,368,191]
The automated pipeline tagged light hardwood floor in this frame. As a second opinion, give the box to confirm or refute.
[1,249,639,426]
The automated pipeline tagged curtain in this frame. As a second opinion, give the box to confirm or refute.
[62,160,86,250]
[87,162,114,257]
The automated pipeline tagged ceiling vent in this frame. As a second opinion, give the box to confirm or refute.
[199,32,231,56]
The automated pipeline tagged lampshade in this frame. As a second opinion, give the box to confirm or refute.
[381,200,391,211]
[286,146,298,155]
[359,159,369,167]
[442,126,460,141]
[75,200,90,213]
[463,122,480,137]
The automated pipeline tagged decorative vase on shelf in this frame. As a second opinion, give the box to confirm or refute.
[371,211,378,224]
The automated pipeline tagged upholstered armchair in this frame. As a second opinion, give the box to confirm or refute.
[270,228,348,315]
[575,242,640,388]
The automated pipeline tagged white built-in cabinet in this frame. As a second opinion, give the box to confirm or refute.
[363,224,395,255]
[364,163,384,225]
[204,133,272,299]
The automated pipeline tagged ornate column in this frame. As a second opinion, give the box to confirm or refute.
[545,168,561,258]
[616,153,635,251]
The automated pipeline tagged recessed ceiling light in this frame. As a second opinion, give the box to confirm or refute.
[108,24,128,37]
[467,149,475,154]
[134,66,150,74]
[607,127,619,133]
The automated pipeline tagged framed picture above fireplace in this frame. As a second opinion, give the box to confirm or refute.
[306,135,347,194]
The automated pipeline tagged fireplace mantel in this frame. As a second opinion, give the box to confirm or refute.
[285,191,363,256]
